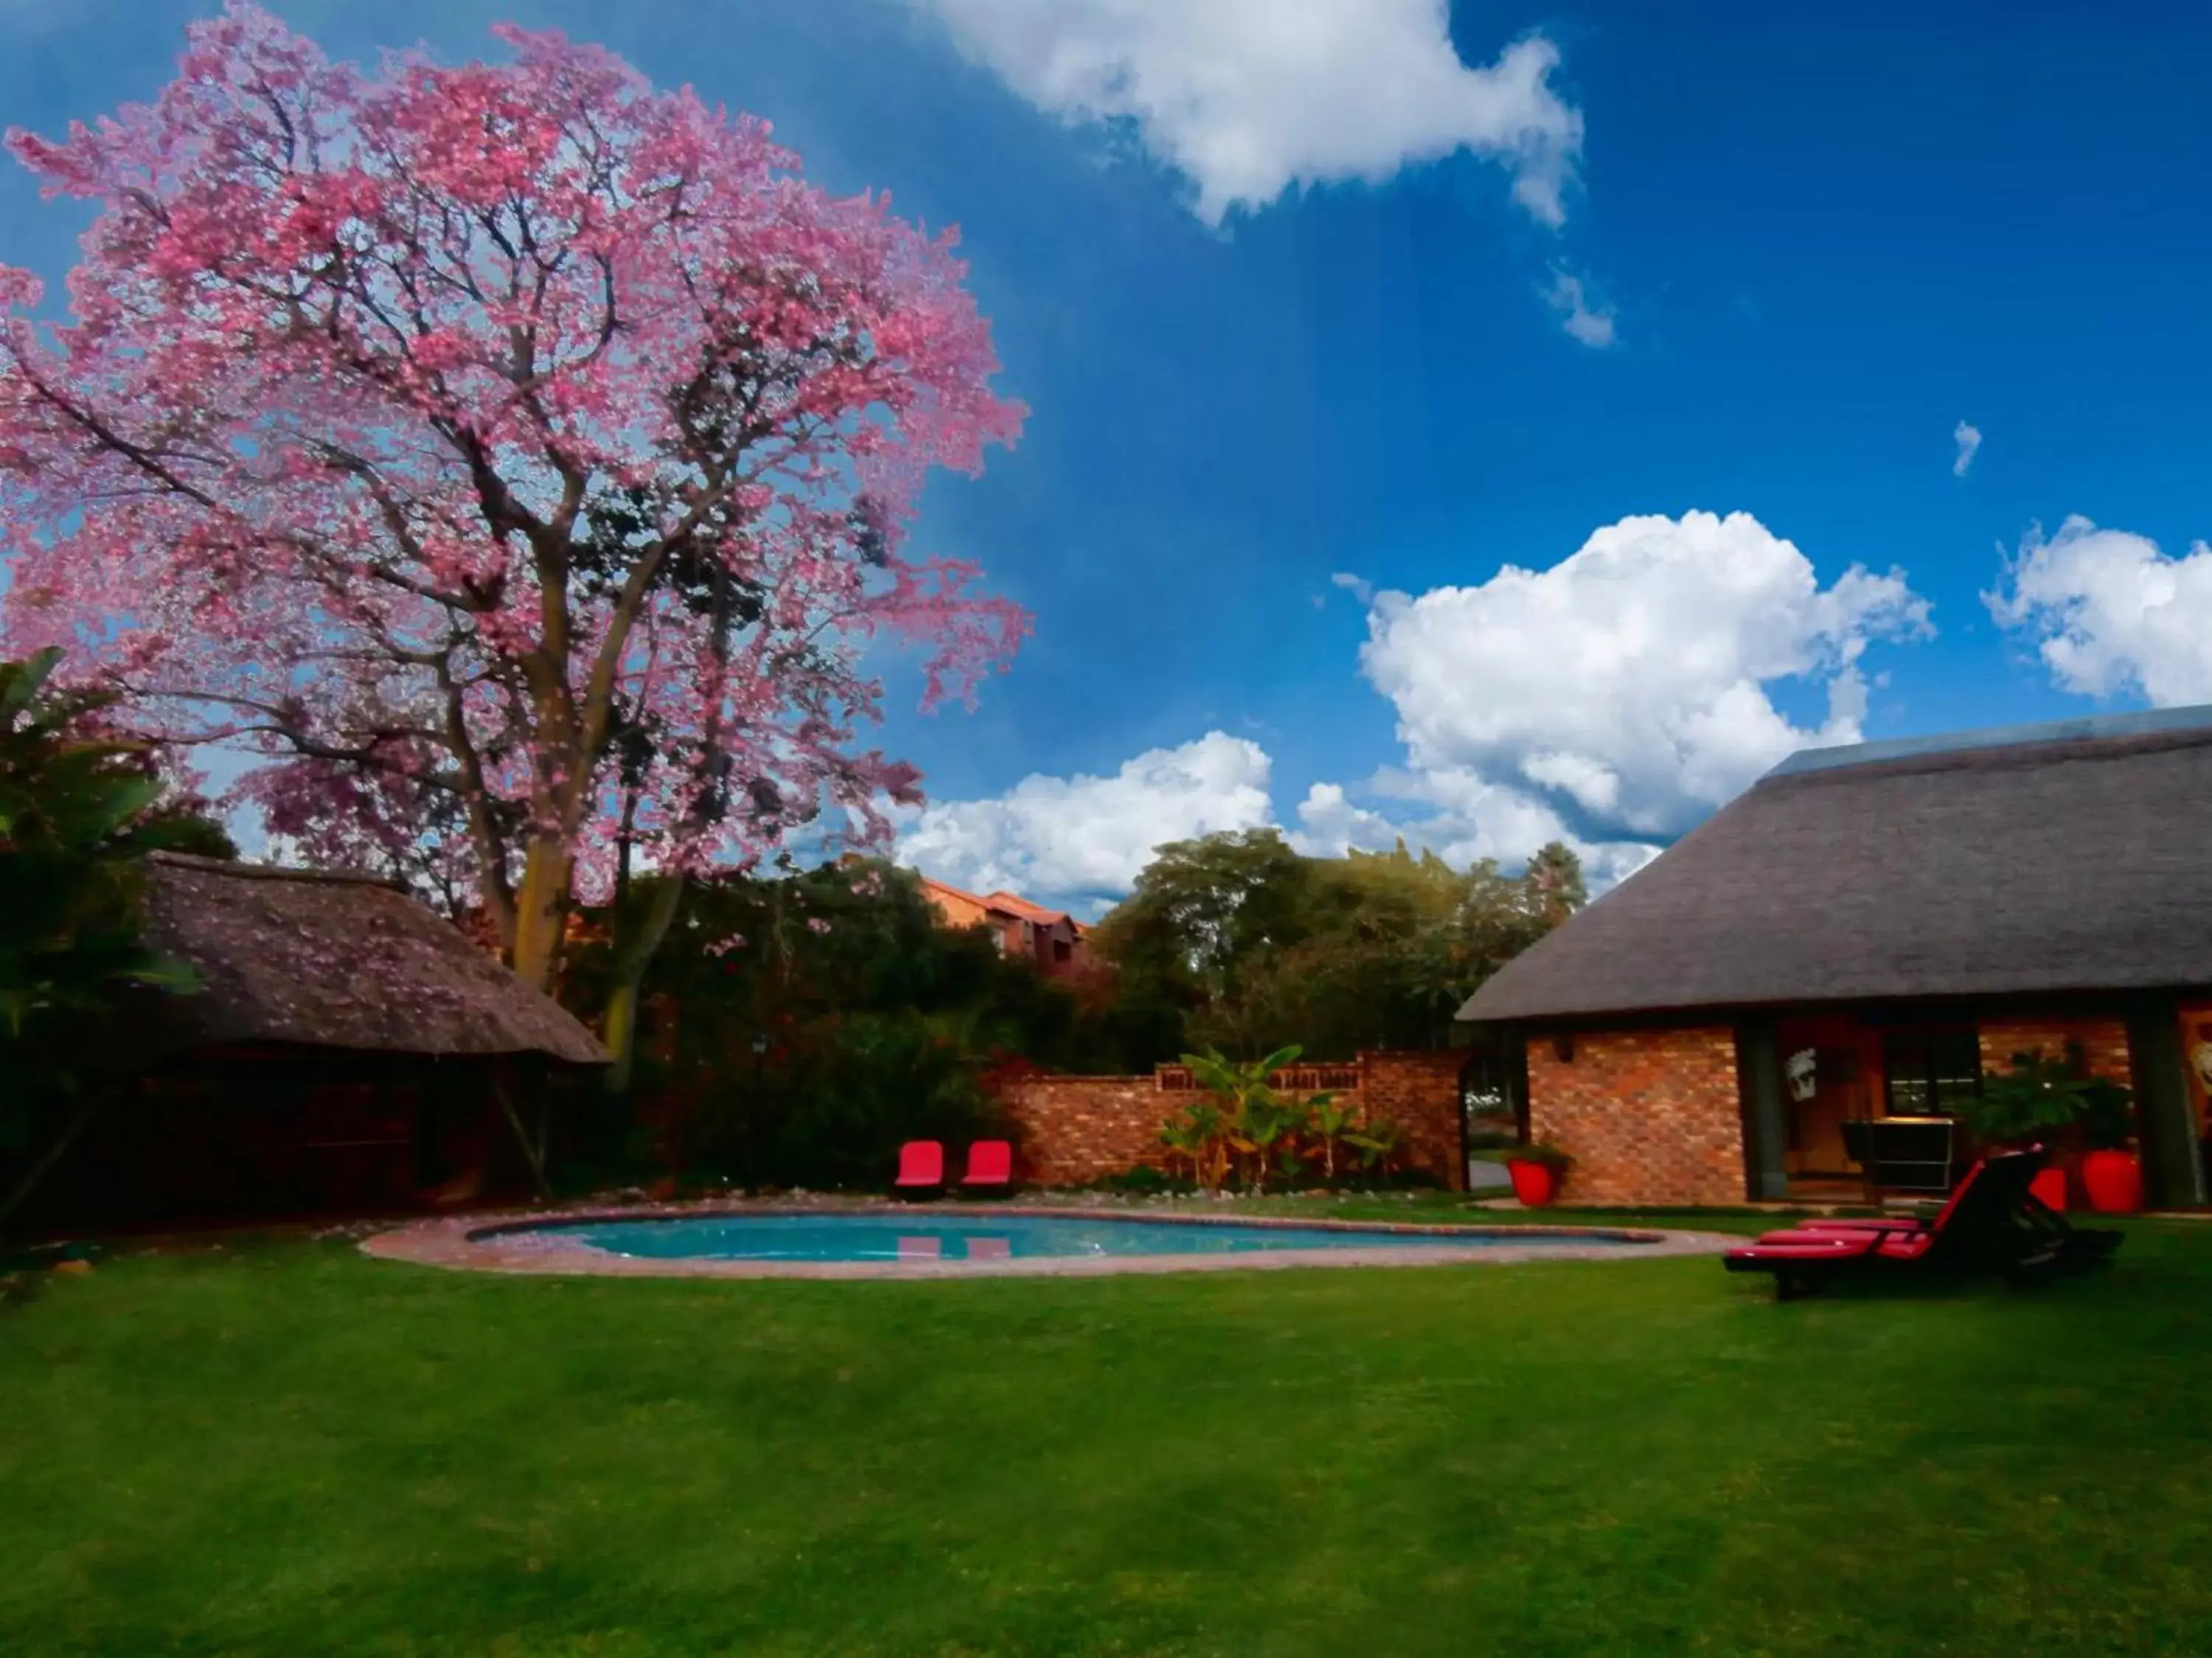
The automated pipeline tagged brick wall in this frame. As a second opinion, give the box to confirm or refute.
[1978,1016,2132,1085]
[1000,1075,1168,1186]
[1001,1052,1469,1189]
[1360,1050,1469,1193]
[1526,1027,1745,1206]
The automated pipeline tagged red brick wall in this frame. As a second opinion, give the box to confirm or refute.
[1001,1052,1468,1189]
[1526,1028,1745,1206]
[1000,1075,1167,1186]
[1978,1017,2132,1085]
[1360,1050,1468,1193]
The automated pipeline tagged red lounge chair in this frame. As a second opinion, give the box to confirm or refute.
[1723,1148,2120,1300]
[894,1140,945,1196]
[962,1140,1015,1191]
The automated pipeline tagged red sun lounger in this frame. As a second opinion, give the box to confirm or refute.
[962,1140,1014,1190]
[894,1140,945,1194]
[1723,1147,2118,1300]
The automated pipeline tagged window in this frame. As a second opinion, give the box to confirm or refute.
[1882,1028,1981,1117]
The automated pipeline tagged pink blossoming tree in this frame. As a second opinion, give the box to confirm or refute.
[0,5,1026,1047]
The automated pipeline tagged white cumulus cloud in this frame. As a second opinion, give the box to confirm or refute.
[900,513,1933,912]
[1986,516,2212,706]
[905,0,1582,226]
[1356,510,1932,839]
[1544,267,1616,347]
[1287,782,1404,856]
[1953,420,1983,477]
[894,732,1275,905]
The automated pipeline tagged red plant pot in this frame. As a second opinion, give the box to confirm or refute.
[2028,1167,2070,1214]
[1507,1161,1558,1207]
[2081,1150,2143,1215]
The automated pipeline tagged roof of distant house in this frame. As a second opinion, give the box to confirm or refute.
[106,853,609,1066]
[914,873,1089,935]
[1458,705,2212,1024]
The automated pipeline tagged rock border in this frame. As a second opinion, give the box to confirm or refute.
[361,1201,1741,1280]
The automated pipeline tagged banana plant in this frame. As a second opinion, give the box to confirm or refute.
[1343,1114,1407,1175]
[1159,1099,1229,1188]
[1183,1044,1310,1191]
[1227,1091,1310,1192]
[1307,1091,1357,1181]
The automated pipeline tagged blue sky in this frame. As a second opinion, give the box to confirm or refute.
[7,0,2212,910]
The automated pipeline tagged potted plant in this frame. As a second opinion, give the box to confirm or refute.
[1501,1141,1573,1207]
[1961,1043,2138,1213]
[2077,1072,2143,1215]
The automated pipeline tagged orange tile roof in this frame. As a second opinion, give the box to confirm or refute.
[914,874,1082,931]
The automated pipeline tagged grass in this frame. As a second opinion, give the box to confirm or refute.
[4,1204,2211,1657]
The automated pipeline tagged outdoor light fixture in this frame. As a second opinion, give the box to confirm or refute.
[1552,1033,1575,1064]
[750,1033,769,1057]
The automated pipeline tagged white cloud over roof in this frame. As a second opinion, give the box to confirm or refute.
[1987,516,2212,707]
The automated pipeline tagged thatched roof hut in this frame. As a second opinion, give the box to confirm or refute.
[117,853,606,1067]
[1461,708,2212,1025]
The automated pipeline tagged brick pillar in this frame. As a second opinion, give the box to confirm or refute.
[1356,1050,1468,1191]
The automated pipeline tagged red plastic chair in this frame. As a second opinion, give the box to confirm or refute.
[894,1140,945,1193]
[962,1140,1014,1190]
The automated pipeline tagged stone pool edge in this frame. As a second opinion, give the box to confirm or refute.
[360,1203,1742,1280]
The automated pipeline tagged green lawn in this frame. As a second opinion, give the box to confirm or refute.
[5,1203,2212,1657]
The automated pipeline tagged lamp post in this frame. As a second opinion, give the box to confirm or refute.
[747,1033,768,1190]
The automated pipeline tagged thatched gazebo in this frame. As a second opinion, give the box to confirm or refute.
[11,853,607,1233]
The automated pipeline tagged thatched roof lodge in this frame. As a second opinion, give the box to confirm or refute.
[122,853,606,1067]
[1456,707,2212,1212]
[15,854,606,1235]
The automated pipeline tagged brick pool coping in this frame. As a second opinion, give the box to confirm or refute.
[361,1201,1742,1280]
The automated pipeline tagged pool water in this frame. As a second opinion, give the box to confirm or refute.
[539,1213,1641,1263]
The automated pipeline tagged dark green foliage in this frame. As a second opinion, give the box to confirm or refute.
[1090,1164,1197,1196]
[1502,1140,1575,1175]
[1966,1042,2137,1151]
[0,652,227,1191]
[0,651,204,1041]
[1091,830,1586,1064]
[563,859,1120,1189]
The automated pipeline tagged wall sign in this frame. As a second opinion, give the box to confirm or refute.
[1785,1048,1818,1103]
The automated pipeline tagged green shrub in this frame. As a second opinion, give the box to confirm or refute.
[1095,1165,1197,1196]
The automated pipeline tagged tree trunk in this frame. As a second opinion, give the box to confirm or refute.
[493,1068,554,1201]
[510,836,574,994]
[602,873,688,1098]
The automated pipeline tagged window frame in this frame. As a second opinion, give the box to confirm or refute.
[1879,1025,1983,1119]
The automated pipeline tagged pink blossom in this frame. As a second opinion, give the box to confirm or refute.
[0,3,1026,988]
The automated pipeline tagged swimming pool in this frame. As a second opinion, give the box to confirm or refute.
[360,1205,1736,1280]
[541,1212,1648,1263]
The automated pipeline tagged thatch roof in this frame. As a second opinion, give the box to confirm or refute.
[116,853,607,1066]
[1459,710,2212,1025]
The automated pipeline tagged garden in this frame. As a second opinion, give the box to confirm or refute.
[4,1203,2211,1656]
[3,15,2208,1656]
